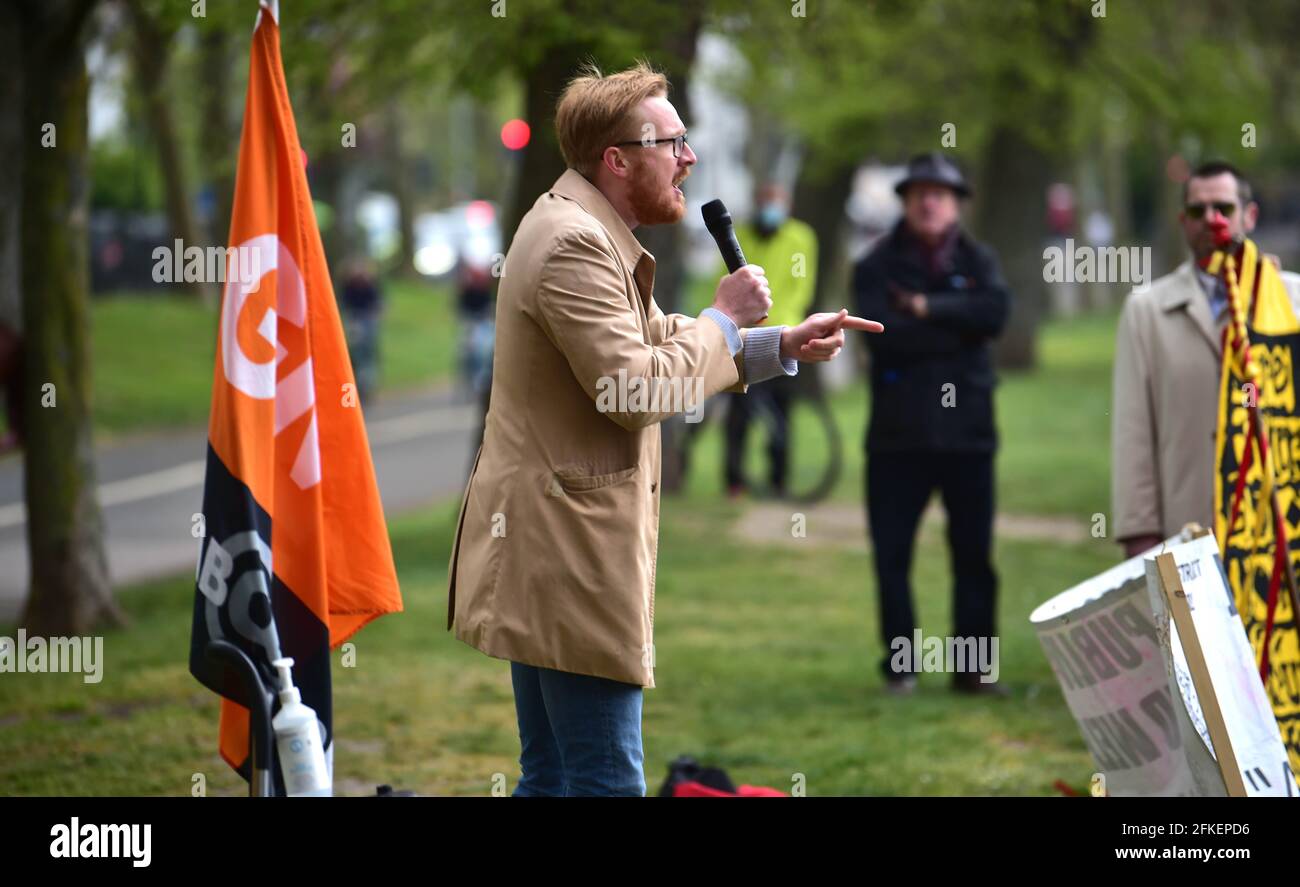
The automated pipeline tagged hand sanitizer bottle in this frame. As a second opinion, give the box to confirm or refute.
[271,657,332,797]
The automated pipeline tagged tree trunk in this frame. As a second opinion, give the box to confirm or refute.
[793,152,857,315]
[125,0,210,301]
[198,25,235,252]
[1096,113,1132,310]
[976,121,1052,370]
[312,145,369,284]
[383,100,418,279]
[19,0,123,636]
[500,48,588,253]
[791,152,858,392]
[978,0,1093,368]
[1152,128,1186,277]
[0,0,24,333]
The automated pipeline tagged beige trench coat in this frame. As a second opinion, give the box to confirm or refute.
[1111,260,1300,540]
[446,169,753,688]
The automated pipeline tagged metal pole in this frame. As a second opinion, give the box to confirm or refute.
[205,640,277,797]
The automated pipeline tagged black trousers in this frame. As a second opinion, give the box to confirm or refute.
[724,375,798,492]
[866,449,998,678]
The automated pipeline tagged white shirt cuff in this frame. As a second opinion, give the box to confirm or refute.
[742,325,798,383]
[699,307,742,356]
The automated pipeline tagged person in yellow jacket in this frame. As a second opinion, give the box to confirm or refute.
[719,183,819,497]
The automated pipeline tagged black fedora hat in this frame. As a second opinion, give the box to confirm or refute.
[894,152,972,198]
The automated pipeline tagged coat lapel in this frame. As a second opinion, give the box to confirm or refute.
[632,254,656,317]
[1160,261,1222,357]
[548,168,656,325]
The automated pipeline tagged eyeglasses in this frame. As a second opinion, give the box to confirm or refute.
[1185,201,1238,220]
[614,132,688,159]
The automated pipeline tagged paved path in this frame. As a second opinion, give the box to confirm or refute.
[0,387,480,622]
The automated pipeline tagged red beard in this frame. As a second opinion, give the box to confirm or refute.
[629,164,685,226]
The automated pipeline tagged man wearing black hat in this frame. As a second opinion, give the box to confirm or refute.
[853,152,1011,696]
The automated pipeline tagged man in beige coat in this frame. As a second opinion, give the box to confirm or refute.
[446,62,881,796]
[1112,161,1300,556]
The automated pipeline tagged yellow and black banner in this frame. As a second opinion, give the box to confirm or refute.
[1213,238,1300,772]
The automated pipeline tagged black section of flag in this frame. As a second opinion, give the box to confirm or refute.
[189,442,332,782]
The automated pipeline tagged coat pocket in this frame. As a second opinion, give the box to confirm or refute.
[553,464,640,493]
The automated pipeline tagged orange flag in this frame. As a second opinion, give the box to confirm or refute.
[189,0,401,784]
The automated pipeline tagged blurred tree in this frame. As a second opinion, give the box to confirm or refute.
[197,23,235,248]
[90,137,165,212]
[0,1,21,333]
[716,0,1095,368]
[10,0,123,636]
[717,0,1297,368]
[971,0,1097,368]
[426,0,702,259]
[122,0,211,300]
[270,0,463,278]
[381,99,418,278]
[1086,0,1278,270]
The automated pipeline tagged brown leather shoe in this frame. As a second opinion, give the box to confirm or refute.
[952,673,1009,697]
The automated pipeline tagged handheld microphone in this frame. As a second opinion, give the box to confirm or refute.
[702,199,747,273]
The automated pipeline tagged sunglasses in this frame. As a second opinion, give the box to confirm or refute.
[1185,201,1237,220]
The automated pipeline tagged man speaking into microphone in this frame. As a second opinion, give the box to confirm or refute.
[446,61,881,796]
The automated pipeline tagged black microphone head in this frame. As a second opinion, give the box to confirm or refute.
[701,199,732,234]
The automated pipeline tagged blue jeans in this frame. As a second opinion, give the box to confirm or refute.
[509,661,646,797]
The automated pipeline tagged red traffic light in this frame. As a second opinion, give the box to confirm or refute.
[501,119,530,151]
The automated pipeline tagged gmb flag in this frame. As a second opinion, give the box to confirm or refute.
[189,0,402,783]
[1213,237,1300,773]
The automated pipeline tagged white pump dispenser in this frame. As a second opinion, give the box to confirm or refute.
[270,657,331,797]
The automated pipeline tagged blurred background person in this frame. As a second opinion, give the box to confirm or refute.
[339,257,385,405]
[456,258,496,403]
[854,152,1010,696]
[1111,161,1300,557]
[719,183,818,498]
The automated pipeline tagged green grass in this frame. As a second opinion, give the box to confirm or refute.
[0,306,1124,796]
[86,278,456,437]
[0,497,1113,796]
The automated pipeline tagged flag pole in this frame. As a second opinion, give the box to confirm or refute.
[255,0,279,29]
